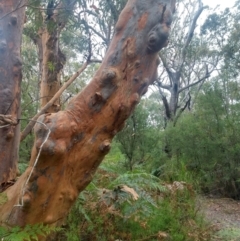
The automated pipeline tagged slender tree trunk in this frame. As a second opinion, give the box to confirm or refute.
[168,73,180,120]
[0,0,175,232]
[39,0,75,113]
[39,28,65,112]
[157,71,180,123]
[0,0,26,187]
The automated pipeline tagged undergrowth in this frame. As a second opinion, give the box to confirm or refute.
[215,228,240,241]
[0,223,61,241]
[57,161,212,241]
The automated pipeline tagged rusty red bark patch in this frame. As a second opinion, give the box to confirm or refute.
[138,12,148,30]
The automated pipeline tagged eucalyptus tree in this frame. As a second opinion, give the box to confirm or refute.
[221,4,240,82]
[156,0,220,126]
[0,0,176,236]
[201,1,240,113]
[164,80,240,198]
[163,1,240,197]
[0,0,27,187]
[23,0,78,113]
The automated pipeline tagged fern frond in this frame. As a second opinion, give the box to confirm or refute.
[108,171,167,193]
[0,223,61,241]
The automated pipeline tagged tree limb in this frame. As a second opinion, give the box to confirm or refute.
[81,19,108,44]
[179,0,207,71]
[106,0,118,24]
[157,85,171,120]
[20,61,89,141]
[159,52,172,78]
[156,80,171,90]
[178,65,210,93]
[173,94,191,126]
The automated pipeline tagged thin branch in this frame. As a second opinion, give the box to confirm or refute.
[156,80,171,90]
[79,9,109,45]
[159,52,172,77]
[106,0,118,23]
[86,23,108,44]
[90,59,102,63]
[19,121,51,207]
[0,114,18,132]
[190,77,206,108]
[179,89,190,107]
[20,61,89,142]
[0,114,18,126]
[173,94,191,126]
[178,65,210,93]
[157,85,171,120]
[179,1,207,71]
[21,96,57,113]
[158,66,165,79]
[62,94,73,105]
[0,3,76,21]
[79,9,99,18]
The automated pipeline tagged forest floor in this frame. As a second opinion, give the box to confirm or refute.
[199,196,240,241]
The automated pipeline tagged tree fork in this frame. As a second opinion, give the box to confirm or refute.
[0,0,175,229]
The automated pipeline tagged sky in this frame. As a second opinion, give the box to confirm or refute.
[202,0,236,9]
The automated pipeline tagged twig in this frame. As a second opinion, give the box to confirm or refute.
[6,119,51,223]
[0,124,10,129]
[18,120,51,207]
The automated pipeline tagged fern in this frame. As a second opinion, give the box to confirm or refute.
[0,223,61,241]
[88,170,169,222]
[62,165,212,241]
[108,170,167,193]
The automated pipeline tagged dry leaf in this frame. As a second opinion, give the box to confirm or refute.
[120,185,139,200]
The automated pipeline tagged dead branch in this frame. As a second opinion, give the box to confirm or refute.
[20,61,89,141]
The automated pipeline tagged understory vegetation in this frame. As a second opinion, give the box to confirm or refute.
[57,165,211,241]
[54,80,240,240]
[56,80,240,240]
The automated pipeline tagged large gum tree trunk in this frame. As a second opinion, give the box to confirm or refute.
[0,0,175,229]
[0,0,26,187]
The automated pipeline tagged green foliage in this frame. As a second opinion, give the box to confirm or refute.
[57,162,211,241]
[160,157,199,187]
[115,98,164,171]
[215,227,240,241]
[19,83,36,168]
[161,82,240,198]
[19,36,39,173]
[0,223,61,241]
[0,193,8,205]
[201,4,240,78]
[47,61,55,72]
